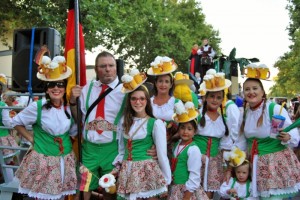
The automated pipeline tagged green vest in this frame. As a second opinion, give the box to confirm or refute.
[172,141,197,184]
[0,101,9,137]
[123,118,155,161]
[193,135,220,157]
[33,100,72,156]
[246,102,287,156]
[230,178,250,199]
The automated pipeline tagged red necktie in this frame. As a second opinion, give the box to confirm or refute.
[95,84,108,134]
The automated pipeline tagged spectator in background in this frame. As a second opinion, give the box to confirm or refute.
[189,43,200,76]
[197,38,216,81]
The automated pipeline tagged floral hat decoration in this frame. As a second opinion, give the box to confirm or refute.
[223,146,247,167]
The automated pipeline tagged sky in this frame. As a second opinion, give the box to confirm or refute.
[198,0,291,93]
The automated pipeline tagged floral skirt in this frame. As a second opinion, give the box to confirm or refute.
[168,184,209,200]
[256,148,300,197]
[118,159,167,199]
[16,150,77,200]
[0,134,20,159]
[201,153,224,192]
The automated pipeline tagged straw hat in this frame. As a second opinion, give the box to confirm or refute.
[172,100,199,123]
[174,72,194,86]
[147,56,177,76]
[223,147,247,167]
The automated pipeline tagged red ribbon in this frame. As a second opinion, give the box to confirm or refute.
[54,137,64,155]
[206,138,212,158]
[251,139,258,163]
[127,139,133,161]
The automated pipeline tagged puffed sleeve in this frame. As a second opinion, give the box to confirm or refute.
[226,104,240,143]
[234,134,247,152]
[1,103,13,127]
[113,117,125,165]
[66,107,77,137]
[274,105,300,147]
[218,178,233,199]
[197,48,203,55]
[152,119,172,184]
[185,146,201,192]
[12,101,38,127]
[208,47,216,58]
[219,135,233,150]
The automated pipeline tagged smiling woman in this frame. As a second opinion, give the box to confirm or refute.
[11,57,78,200]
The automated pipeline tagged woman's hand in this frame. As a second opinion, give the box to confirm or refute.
[183,191,192,200]
[147,145,157,160]
[70,85,82,104]
[223,168,232,184]
[277,131,291,142]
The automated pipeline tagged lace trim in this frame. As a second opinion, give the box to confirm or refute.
[118,186,167,200]
[259,183,300,198]
[18,187,76,200]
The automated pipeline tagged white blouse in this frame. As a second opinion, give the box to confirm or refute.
[1,102,13,128]
[12,99,77,136]
[117,117,172,184]
[236,101,299,149]
[219,178,258,200]
[197,114,233,150]
[225,100,240,143]
[173,141,201,192]
[151,96,176,122]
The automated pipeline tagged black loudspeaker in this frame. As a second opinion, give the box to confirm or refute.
[12,28,61,92]
[116,59,124,81]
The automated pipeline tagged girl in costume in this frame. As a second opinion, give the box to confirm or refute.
[235,77,300,199]
[12,63,77,200]
[195,76,233,199]
[116,84,171,200]
[168,100,209,200]
[219,147,258,200]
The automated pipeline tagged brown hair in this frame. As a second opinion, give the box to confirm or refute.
[178,120,198,133]
[153,74,174,96]
[94,51,116,68]
[233,160,251,181]
[200,91,229,136]
[240,78,266,133]
[123,85,154,135]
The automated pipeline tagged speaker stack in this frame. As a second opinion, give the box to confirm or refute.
[12,28,61,92]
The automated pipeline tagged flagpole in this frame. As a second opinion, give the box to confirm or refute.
[74,0,83,199]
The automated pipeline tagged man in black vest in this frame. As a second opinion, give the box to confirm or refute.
[197,38,216,80]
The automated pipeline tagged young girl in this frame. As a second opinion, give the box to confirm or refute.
[195,77,233,199]
[169,100,209,200]
[116,84,171,200]
[219,148,258,200]
[235,77,300,199]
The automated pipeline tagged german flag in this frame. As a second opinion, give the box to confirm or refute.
[65,0,86,101]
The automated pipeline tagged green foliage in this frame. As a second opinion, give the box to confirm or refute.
[0,0,220,71]
[270,0,300,97]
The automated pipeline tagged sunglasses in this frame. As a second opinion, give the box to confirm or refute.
[130,97,146,103]
[47,82,65,89]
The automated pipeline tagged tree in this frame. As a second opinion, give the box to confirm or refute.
[270,0,300,97]
[0,0,220,71]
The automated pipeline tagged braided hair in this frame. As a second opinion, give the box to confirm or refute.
[240,78,266,133]
[200,91,229,136]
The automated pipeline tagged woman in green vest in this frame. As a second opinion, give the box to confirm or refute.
[12,62,77,200]
[115,83,171,200]
[169,100,209,200]
[237,77,300,199]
